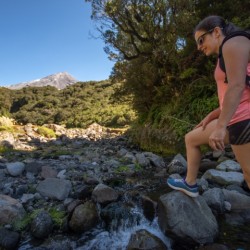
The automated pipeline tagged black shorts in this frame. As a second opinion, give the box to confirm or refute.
[227,119,250,145]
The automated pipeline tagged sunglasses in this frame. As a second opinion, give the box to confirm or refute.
[196,28,215,46]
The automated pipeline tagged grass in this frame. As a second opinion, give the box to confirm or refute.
[0,125,15,132]
[115,165,130,173]
[37,126,56,138]
[12,207,66,232]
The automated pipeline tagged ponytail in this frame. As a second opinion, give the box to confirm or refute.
[194,16,241,36]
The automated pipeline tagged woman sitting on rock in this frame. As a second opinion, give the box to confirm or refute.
[167,15,250,197]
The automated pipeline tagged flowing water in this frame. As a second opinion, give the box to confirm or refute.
[19,206,172,250]
[18,181,250,250]
[78,207,172,250]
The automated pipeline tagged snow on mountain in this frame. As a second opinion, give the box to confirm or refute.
[7,72,78,90]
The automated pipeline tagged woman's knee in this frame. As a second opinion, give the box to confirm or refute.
[185,130,197,146]
[185,128,209,147]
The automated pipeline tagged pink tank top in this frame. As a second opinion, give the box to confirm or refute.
[214,60,250,125]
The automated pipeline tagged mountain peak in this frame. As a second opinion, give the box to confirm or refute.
[7,72,78,90]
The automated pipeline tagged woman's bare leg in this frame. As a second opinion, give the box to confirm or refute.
[185,119,229,185]
[231,143,250,189]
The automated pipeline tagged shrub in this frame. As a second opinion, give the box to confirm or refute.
[0,116,14,127]
[36,126,56,138]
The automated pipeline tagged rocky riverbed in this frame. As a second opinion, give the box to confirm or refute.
[0,122,250,250]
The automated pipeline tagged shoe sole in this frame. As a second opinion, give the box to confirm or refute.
[167,182,199,198]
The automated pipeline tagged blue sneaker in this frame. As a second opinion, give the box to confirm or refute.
[167,178,199,198]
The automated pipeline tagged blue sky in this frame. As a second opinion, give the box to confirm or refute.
[0,0,114,86]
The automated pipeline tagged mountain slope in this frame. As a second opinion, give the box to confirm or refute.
[7,72,78,90]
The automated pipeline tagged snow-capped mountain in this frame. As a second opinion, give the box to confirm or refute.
[7,72,78,90]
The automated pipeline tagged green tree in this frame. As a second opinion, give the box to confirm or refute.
[86,0,250,154]
[86,0,196,116]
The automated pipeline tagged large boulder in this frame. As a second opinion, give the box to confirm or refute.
[202,188,226,214]
[92,183,119,205]
[36,178,72,200]
[222,189,250,212]
[158,191,218,246]
[30,211,53,239]
[0,194,26,225]
[216,160,241,172]
[202,169,244,186]
[69,201,99,233]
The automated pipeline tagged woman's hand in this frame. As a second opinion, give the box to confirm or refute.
[195,115,212,130]
[208,127,227,151]
[195,108,221,130]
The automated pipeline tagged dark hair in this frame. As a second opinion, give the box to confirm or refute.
[194,15,241,36]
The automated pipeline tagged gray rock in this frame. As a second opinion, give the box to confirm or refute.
[26,172,36,182]
[0,194,26,225]
[25,161,43,175]
[20,193,35,204]
[92,183,119,204]
[173,153,187,167]
[167,153,187,175]
[212,150,223,159]
[30,210,53,239]
[124,152,136,163]
[105,159,120,168]
[224,201,231,212]
[69,201,98,233]
[57,169,66,179]
[58,155,72,160]
[41,166,58,179]
[197,178,209,192]
[117,148,128,157]
[0,228,20,250]
[36,178,72,200]
[31,237,72,250]
[135,153,150,167]
[222,189,250,212]
[144,152,165,168]
[202,188,225,214]
[6,162,25,176]
[158,191,218,245]
[127,229,167,250]
[202,169,244,186]
[199,159,218,173]
[216,160,241,172]
[226,184,250,196]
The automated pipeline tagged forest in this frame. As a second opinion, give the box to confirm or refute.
[1,0,250,154]
[0,81,136,128]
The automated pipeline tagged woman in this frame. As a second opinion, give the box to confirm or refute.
[167,15,250,198]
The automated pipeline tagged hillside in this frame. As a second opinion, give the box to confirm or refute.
[0,80,136,128]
